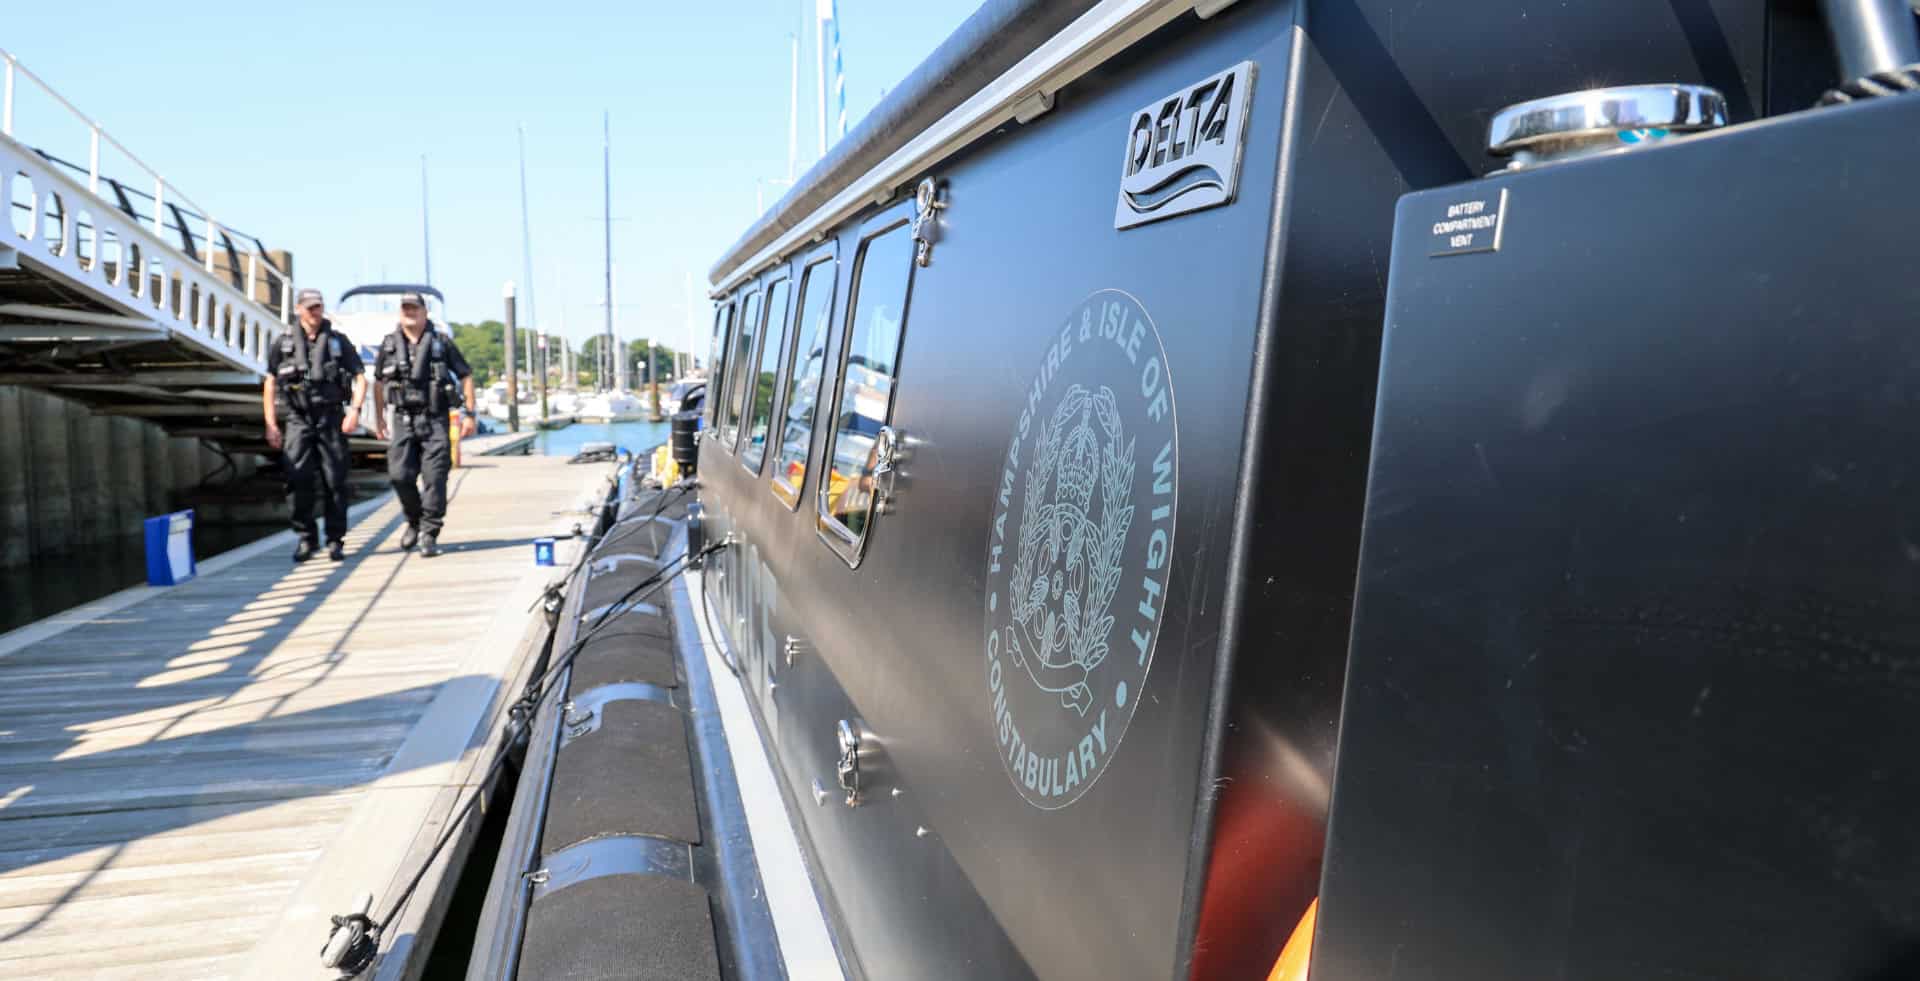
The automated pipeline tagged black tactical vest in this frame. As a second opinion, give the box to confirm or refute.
[380,328,454,416]
[274,325,349,417]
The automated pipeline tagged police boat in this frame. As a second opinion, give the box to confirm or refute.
[462,1,1920,979]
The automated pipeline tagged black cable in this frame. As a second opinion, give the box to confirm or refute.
[520,539,722,704]
[697,561,741,678]
[526,477,688,614]
[357,539,724,947]
[327,486,719,967]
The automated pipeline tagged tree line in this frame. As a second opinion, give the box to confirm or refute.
[447,321,685,388]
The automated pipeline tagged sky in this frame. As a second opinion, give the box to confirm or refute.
[3,0,978,356]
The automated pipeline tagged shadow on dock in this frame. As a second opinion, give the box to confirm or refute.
[0,499,488,954]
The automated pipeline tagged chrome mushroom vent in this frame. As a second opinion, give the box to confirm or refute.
[1488,84,1728,168]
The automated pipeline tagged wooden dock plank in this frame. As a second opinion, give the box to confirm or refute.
[0,455,609,979]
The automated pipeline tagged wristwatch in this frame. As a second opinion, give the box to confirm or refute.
[458,408,475,419]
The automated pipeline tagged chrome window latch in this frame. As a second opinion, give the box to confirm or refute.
[871,425,901,515]
[835,719,863,806]
[911,178,946,267]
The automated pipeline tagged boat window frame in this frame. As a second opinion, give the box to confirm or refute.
[769,241,840,511]
[815,202,917,569]
[718,286,762,451]
[741,270,795,476]
[706,299,736,432]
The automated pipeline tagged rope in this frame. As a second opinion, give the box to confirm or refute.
[319,485,721,976]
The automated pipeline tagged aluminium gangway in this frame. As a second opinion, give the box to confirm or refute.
[1,47,297,453]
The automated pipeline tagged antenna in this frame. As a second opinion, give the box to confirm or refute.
[420,154,432,285]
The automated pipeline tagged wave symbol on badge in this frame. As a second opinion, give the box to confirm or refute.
[1006,383,1136,717]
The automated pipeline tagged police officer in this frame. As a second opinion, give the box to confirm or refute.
[372,292,476,558]
[264,288,367,562]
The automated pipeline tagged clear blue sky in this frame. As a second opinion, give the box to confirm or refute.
[5,0,976,355]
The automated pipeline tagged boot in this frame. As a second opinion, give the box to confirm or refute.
[293,538,317,563]
[401,525,420,551]
[420,534,441,558]
[328,541,346,562]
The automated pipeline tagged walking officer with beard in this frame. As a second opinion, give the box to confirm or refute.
[264,288,367,562]
[373,291,477,558]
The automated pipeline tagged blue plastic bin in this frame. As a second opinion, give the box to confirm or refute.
[144,509,196,586]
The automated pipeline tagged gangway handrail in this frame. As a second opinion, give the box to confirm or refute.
[32,148,284,266]
[1,45,293,318]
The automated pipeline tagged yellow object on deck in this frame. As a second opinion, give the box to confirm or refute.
[1268,898,1318,981]
[450,410,463,467]
[651,444,680,486]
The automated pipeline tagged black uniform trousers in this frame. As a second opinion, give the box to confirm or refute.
[283,407,350,545]
[388,410,453,536]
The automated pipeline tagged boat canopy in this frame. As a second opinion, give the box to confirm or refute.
[339,283,446,304]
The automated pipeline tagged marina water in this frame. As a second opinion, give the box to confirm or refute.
[0,422,670,635]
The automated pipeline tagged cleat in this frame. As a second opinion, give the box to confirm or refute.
[328,541,345,562]
[401,525,420,551]
[421,535,441,558]
[293,538,317,563]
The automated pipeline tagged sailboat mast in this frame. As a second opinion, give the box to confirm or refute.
[518,124,542,407]
[420,155,432,285]
[602,110,615,392]
[789,33,800,180]
[517,125,538,331]
[814,0,827,159]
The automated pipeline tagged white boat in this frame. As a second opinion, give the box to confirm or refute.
[574,389,649,423]
[331,284,453,371]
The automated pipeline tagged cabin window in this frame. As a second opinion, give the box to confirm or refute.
[817,217,914,563]
[720,290,761,446]
[707,302,734,427]
[770,252,837,509]
[742,276,793,475]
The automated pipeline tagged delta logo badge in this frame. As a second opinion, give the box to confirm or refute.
[1115,60,1256,229]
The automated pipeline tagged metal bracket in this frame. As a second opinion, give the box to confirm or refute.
[530,834,694,900]
[558,682,676,748]
[590,552,664,577]
[782,634,808,667]
[578,599,663,624]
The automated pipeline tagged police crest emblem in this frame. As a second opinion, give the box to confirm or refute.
[985,290,1177,809]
